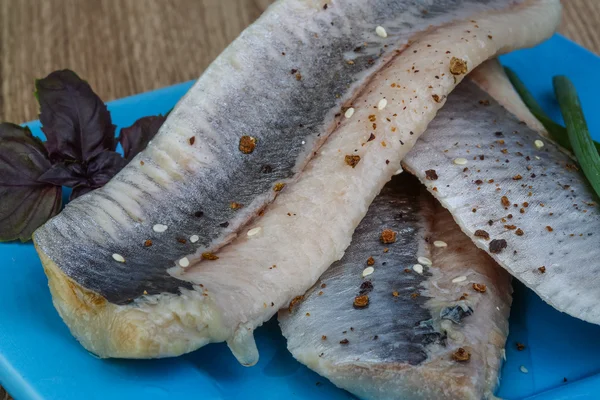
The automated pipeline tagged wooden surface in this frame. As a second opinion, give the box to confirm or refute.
[0,0,598,399]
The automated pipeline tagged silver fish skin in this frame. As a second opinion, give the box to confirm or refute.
[35,0,530,305]
[35,1,560,362]
[278,174,512,400]
[403,72,600,325]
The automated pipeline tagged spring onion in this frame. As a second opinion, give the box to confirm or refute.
[553,75,600,198]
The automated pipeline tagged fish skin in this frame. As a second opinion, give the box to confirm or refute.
[278,174,512,400]
[35,0,560,361]
[403,75,600,325]
[35,0,528,305]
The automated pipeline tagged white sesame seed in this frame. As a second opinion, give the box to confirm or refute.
[394,168,403,175]
[362,266,375,277]
[520,365,529,374]
[301,140,306,145]
[434,240,447,248]
[344,107,355,118]
[535,155,541,160]
[453,158,468,165]
[153,224,168,233]
[452,276,467,283]
[417,256,432,266]
[247,227,262,237]
[377,98,388,110]
[375,26,388,38]
[190,235,199,243]
[534,139,544,149]
[179,257,190,268]
[112,253,125,263]
[412,264,423,274]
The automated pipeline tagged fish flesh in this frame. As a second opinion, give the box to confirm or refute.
[34,0,560,361]
[403,63,600,325]
[278,174,512,400]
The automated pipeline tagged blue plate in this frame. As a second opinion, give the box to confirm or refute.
[1,34,600,400]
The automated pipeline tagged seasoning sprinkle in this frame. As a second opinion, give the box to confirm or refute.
[273,182,286,192]
[288,295,304,312]
[413,264,424,274]
[143,239,152,247]
[377,98,388,110]
[392,291,399,297]
[489,239,508,254]
[179,257,190,268]
[517,342,526,351]
[112,253,125,263]
[453,157,468,165]
[247,227,262,237]
[434,240,448,247]
[367,256,375,266]
[417,256,432,266]
[501,196,510,207]
[230,202,243,210]
[452,348,471,362]
[345,155,361,168]
[153,224,168,233]
[344,107,355,118]
[375,26,387,38]
[534,139,544,149]
[474,229,490,240]
[362,267,375,277]
[190,235,199,243]
[472,283,487,293]
[340,339,349,345]
[538,266,546,273]
[425,169,438,180]
[239,135,257,154]
[380,229,397,244]
[452,276,467,283]
[515,228,524,236]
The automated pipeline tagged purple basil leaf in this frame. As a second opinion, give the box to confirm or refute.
[38,162,87,187]
[36,70,116,163]
[0,123,62,242]
[119,115,166,160]
[68,151,127,200]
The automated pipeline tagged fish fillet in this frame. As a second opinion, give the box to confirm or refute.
[34,0,560,362]
[403,64,600,325]
[278,174,512,400]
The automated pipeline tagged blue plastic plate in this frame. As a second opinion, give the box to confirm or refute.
[1,34,600,400]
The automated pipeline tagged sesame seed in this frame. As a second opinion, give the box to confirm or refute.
[534,139,544,149]
[179,257,190,267]
[301,140,306,145]
[362,267,375,277]
[394,168,403,175]
[377,98,388,110]
[112,253,125,263]
[247,227,262,237]
[412,264,424,274]
[452,276,467,283]
[535,155,540,160]
[520,366,529,374]
[153,224,168,233]
[375,26,387,38]
[417,256,432,266]
[453,158,468,165]
[190,235,199,243]
[434,240,447,247]
[344,107,355,118]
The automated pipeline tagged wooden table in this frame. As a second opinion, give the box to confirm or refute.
[0,1,597,399]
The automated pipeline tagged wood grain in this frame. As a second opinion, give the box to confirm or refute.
[0,0,598,399]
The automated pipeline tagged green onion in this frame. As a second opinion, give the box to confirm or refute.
[553,75,600,198]
[505,67,600,154]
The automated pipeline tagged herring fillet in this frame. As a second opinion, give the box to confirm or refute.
[35,0,560,362]
[34,0,535,305]
[403,70,600,325]
[278,174,512,400]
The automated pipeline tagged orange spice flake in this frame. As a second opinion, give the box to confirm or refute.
[546,226,554,232]
[345,155,361,168]
[449,57,468,75]
[380,229,397,244]
[515,228,524,236]
[288,295,304,312]
[230,202,243,210]
[353,294,369,309]
[538,266,546,273]
[367,257,375,266]
[201,252,219,261]
[472,283,487,293]
[501,196,510,207]
[273,182,286,192]
[392,291,399,297]
[143,239,153,247]
[239,135,257,154]
[452,347,471,362]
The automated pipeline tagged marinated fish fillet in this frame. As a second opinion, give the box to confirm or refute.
[34,0,560,361]
[278,174,512,400]
[403,67,600,325]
